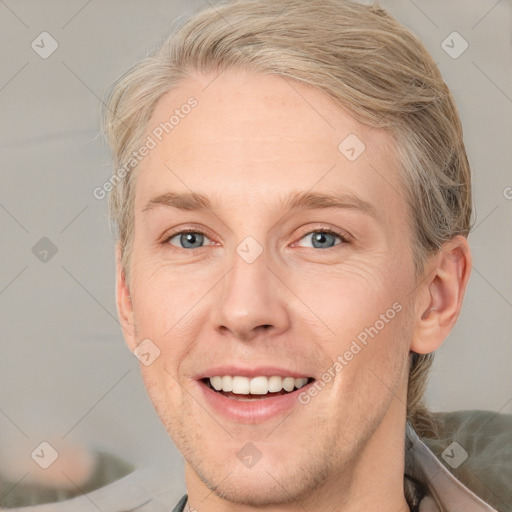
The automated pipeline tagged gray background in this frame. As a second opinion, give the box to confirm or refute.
[1,0,511,500]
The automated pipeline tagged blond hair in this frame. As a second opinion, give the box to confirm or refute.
[102,0,473,439]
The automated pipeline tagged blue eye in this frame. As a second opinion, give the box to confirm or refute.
[297,230,344,249]
[167,231,211,249]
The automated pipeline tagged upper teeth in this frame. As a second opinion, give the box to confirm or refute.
[209,376,309,395]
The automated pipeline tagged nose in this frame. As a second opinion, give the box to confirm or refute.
[210,247,291,342]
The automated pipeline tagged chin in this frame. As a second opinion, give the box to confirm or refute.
[197,466,312,507]
[184,446,335,508]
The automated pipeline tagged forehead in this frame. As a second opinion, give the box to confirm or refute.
[135,69,406,228]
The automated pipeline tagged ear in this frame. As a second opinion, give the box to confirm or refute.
[410,235,472,354]
[115,242,136,351]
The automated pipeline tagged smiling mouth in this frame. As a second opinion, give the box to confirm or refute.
[201,376,315,401]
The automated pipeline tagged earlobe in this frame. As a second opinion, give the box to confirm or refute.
[410,235,472,354]
[115,242,136,351]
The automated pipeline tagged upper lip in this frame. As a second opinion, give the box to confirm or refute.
[194,366,314,380]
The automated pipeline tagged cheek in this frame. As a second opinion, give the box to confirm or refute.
[291,259,395,337]
[326,307,412,428]
[129,259,205,339]
[317,268,413,395]
[139,363,185,438]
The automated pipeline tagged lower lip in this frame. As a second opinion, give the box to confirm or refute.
[196,380,314,423]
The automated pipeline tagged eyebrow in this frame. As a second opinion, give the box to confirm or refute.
[142,190,378,218]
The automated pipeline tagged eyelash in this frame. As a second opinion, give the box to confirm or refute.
[162,226,351,250]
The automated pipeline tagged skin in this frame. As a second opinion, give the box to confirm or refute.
[116,69,472,512]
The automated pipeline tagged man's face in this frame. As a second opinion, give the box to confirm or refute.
[121,70,420,506]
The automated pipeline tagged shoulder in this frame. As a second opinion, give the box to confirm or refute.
[425,410,512,510]
[0,458,183,511]
[408,409,512,512]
